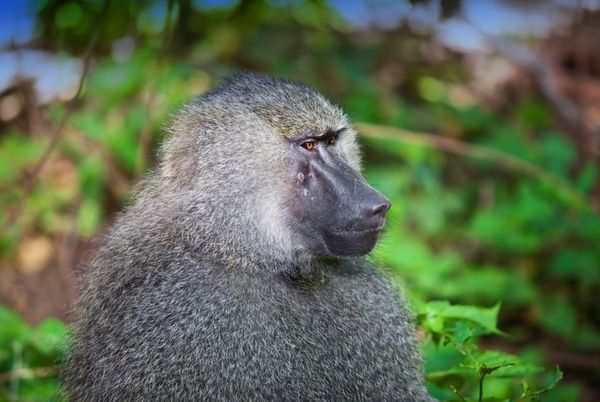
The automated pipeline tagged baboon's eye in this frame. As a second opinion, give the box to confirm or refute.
[301,141,315,151]
[328,136,337,145]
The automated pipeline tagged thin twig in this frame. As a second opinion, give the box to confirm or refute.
[135,0,177,176]
[355,122,598,215]
[0,2,111,236]
[449,385,467,402]
[0,366,57,384]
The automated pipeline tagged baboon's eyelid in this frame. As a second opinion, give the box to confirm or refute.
[301,141,315,150]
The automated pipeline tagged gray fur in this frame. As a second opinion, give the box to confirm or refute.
[61,73,435,401]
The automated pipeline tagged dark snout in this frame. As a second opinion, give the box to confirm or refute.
[303,151,391,257]
[289,141,392,258]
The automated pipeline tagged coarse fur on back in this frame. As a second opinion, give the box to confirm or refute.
[60,73,436,401]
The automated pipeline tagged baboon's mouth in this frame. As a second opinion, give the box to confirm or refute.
[329,225,385,236]
[322,225,383,256]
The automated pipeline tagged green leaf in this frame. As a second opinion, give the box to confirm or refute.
[520,366,563,398]
[419,77,446,103]
[427,368,469,389]
[0,134,44,183]
[420,301,505,336]
[30,318,68,356]
[77,199,103,238]
[453,321,474,344]
[0,306,32,347]
[78,156,105,199]
[466,351,543,378]
[539,134,575,177]
[55,2,82,29]
[576,162,598,194]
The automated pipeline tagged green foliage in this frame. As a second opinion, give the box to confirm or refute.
[1,0,599,400]
[0,307,68,401]
[417,301,562,401]
[356,86,600,399]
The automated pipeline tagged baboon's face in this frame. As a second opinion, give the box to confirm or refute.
[287,128,391,257]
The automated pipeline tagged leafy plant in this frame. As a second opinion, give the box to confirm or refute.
[417,301,562,401]
[0,307,68,401]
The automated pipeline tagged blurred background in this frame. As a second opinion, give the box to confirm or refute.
[0,0,599,400]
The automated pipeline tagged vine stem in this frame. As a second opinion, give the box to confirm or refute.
[479,373,485,402]
[0,366,58,384]
[356,122,598,215]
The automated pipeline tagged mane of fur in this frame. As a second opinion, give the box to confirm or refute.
[60,73,436,401]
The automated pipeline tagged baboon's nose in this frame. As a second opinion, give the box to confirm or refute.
[360,191,391,224]
[368,199,391,218]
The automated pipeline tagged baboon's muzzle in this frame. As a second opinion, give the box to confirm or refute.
[290,143,391,257]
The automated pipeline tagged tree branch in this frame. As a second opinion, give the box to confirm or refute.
[356,122,598,215]
[0,2,110,236]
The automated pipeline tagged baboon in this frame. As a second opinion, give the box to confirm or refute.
[61,73,436,401]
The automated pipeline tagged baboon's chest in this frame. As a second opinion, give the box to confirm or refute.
[240,275,409,368]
